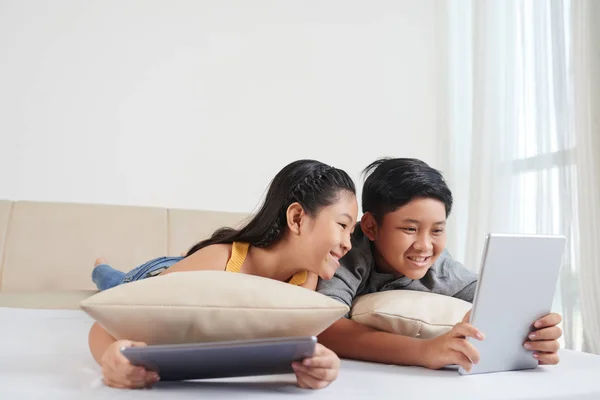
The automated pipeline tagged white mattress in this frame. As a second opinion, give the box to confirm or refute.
[2,306,600,400]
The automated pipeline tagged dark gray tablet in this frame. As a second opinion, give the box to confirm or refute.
[121,336,317,381]
[458,233,566,376]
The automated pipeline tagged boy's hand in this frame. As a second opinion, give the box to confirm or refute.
[421,318,485,373]
[100,340,159,389]
[524,313,562,365]
[292,343,340,389]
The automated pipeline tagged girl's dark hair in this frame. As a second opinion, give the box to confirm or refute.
[361,158,453,221]
[185,159,356,256]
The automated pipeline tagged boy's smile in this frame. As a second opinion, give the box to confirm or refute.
[362,197,447,279]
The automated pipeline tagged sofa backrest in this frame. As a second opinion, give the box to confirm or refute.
[0,200,248,292]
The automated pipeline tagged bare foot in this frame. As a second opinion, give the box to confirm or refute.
[95,257,109,267]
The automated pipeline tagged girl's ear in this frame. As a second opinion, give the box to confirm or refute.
[286,202,305,235]
[360,212,379,241]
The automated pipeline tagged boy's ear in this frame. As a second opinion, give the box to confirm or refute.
[361,212,379,241]
[286,202,305,235]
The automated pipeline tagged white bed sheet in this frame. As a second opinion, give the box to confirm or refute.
[1,306,600,400]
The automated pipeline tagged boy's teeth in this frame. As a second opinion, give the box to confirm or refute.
[409,256,426,262]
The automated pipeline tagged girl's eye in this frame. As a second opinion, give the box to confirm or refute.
[402,227,417,233]
[339,223,347,229]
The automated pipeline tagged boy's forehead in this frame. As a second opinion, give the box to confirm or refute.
[382,198,447,223]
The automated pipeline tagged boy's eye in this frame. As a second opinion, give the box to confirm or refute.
[433,229,445,235]
[402,227,417,233]
[338,223,347,229]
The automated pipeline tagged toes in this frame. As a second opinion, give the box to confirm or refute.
[95,257,108,267]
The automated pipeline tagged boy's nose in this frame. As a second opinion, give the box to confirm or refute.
[413,237,433,253]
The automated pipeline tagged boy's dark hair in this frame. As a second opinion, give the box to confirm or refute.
[185,159,356,256]
[361,158,453,221]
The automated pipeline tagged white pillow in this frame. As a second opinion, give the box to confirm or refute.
[350,290,472,339]
[80,270,348,345]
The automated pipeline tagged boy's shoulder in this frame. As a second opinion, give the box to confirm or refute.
[316,224,375,307]
[425,249,479,299]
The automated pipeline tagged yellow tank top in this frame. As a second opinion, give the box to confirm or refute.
[225,242,307,286]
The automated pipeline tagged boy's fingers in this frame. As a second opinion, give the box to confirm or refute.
[453,352,474,373]
[449,338,480,365]
[528,326,562,341]
[524,340,560,353]
[534,313,562,329]
[536,352,560,365]
[462,310,472,323]
[452,323,485,341]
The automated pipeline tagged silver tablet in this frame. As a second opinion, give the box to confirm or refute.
[458,233,566,376]
[121,336,317,381]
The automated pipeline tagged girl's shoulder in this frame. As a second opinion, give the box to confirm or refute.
[163,243,233,274]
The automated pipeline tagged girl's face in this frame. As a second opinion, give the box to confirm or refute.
[298,190,358,280]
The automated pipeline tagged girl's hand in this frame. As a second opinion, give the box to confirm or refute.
[292,343,340,389]
[100,340,159,389]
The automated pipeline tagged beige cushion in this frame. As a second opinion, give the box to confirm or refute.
[350,290,472,339]
[0,290,97,309]
[0,200,13,289]
[81,271,348,345]
[1,201,168,291]
[168,208,248,256]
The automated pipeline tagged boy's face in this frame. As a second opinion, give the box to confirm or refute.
[363,198,447,279]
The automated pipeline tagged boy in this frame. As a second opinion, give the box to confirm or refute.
[317,158,562,373]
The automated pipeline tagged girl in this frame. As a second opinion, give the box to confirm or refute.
[88,159,358,390]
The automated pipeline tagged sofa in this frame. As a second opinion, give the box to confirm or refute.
[2,199,600,399]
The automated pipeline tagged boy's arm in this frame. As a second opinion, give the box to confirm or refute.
[318,316,484,372]
[318,318,426,366]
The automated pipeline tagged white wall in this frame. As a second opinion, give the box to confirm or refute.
[0,0,447,213]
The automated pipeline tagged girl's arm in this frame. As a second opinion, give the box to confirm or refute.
[89,322,118,364]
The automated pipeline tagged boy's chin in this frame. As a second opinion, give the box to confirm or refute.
[397,266,431,280]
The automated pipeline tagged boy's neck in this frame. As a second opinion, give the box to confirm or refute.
[370,242,405,278]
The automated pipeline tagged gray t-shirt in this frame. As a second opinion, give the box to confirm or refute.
[317,224,479,310]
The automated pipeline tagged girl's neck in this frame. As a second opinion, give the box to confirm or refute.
[244,239,304,283]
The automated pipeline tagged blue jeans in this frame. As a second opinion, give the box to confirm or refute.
[92,256,184,291]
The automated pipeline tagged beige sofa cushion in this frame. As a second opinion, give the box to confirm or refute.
[1,201,168,291]
[168,208,248,256]
[0,290,97,309]
[0,200,13,289]
[81,271,349,345]
[350,290,472,339]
